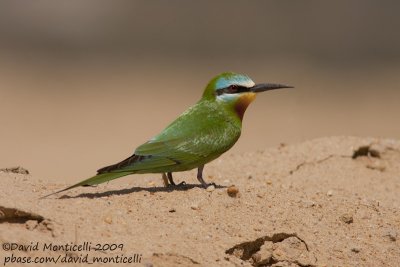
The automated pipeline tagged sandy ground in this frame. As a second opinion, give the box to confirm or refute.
[1,59,400,182]
[0,136,399,267]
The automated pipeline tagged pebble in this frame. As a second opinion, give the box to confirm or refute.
[206,185,215,192]
[251,241,273,265]
[191,204,199,210]
[327,190,333,197]
[25,220,38,230]
[340,213,354,224]
[385,229,397,241]
[366,161,386,172]
[303,200,316,208]
[104,217,112,224]
[227,185,239,197]
[232,248,244,258]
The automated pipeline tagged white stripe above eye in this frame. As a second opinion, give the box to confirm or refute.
[238,80,255,88]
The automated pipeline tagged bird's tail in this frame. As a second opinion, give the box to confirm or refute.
[40,171,132,199]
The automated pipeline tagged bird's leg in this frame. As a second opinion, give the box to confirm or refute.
[161,173,169,187]
[167,172,176,186]
[196,165,206,187]
[197,165,215,188]
[163,172,186,187]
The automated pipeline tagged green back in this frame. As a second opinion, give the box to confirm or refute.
[121,98,242,173]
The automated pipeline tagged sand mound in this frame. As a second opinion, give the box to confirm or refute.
[0,136,399,266]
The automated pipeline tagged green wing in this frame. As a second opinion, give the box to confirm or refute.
[114,100,242,173]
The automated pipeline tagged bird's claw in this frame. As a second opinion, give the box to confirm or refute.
[202,182,216,189]
[167,181,187,188]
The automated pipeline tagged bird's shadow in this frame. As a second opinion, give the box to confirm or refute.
[56,183,226,199]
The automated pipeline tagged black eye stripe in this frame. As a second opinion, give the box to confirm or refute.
[216,85,249,96]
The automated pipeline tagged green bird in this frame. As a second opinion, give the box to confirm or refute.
[43,72,291,198]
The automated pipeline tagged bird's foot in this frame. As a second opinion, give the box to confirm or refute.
[167,181,187,188]
[201,182,216,189]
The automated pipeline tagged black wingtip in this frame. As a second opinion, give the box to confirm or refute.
[97,154,139,174]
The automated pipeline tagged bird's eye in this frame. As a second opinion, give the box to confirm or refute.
[228,85,238,93]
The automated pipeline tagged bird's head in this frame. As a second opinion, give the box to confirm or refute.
[202,72,292,120]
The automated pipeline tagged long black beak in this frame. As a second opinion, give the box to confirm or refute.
[250,83,294,93]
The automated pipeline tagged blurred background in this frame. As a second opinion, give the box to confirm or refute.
[1,1,399,181]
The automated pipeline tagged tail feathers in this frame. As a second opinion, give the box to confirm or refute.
[40,171,132,199]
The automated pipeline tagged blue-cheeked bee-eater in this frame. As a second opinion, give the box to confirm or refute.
[43,72,292,197]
